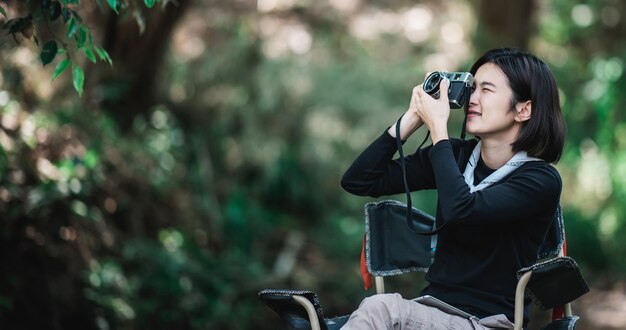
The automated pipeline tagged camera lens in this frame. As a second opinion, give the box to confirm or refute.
[423,72,442,95]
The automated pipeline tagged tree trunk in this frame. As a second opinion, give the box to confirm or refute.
[92,0,191,130]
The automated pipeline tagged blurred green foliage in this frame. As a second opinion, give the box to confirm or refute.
[1,0,626,329]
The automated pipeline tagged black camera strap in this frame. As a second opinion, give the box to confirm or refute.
[395,84,471,235]
[456,84,471,169]
[395,116,445,235]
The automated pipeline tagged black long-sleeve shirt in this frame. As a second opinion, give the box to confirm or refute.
[341,130,561,325]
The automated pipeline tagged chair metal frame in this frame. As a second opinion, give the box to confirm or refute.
[291,295,322,330]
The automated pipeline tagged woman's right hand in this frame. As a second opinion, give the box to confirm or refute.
[387,84,425,140]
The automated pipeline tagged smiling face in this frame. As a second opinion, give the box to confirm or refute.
[466,63,524,142]
[466,48,565,163]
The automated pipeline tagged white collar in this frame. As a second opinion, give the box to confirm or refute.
[463,141,542,193]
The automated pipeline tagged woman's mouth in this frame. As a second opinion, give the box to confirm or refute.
[467,110,481,117]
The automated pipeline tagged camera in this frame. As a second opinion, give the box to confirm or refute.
[422,71,473,109]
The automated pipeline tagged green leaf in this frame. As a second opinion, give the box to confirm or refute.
[72,65,84,96]
[52,58,70,80]
[70,9,82,22]
[40,40,58,66]
[61,7,70,22]
[107,0,118,14]
[49,2,61,21]
[78,26,87,46]
[94,46,113,66]
[144,0,156,8]
[84,47,96,63]
[84,150,99,168]
[8,14,33,34]
[0,5,7,19]
[66,17,77,37]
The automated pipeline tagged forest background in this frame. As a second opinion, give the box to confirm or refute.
[1,0,626,329]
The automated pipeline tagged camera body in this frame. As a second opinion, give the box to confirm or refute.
[422,71,473,109]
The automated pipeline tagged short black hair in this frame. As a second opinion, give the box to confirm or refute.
[470,48,566,163]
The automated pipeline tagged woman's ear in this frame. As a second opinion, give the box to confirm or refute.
[514,101,532,122]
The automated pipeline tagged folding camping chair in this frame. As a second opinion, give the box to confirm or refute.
[259,202,589,330]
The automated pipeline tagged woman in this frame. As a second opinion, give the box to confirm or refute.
[340,48,566,329]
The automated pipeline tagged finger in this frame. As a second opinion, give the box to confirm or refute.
[412,85,422,96]
[416,89,428,108]
[408,85,421,110]
[415,84,427,97]
[438,78,450,102]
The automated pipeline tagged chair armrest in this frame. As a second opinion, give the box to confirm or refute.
[517,256,589,311]
[513,257,589,330]
[258,289,326,330]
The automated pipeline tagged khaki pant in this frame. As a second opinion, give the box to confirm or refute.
[341,293,515,330]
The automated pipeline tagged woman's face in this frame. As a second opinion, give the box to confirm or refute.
[466,63,520,139]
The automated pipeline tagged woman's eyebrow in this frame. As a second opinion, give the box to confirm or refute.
[474,81,497,89]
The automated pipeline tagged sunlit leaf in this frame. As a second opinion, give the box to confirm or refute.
[94,46,113,66]
[41,40,58,66]
[107,0,119,14]
[84,47,96,63]
[144,0,156,8]
[52,58,70,80]
[66,17,77,37]
[71,200,88,217]
[134,11,146,34]
[70,9,82,22]
[0,5,7,18]
[72,65,84,96]
[84,150,99,168]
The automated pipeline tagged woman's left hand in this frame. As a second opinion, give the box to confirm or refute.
[416,78,451,144]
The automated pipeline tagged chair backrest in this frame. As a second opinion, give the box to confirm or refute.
[364,200,435,277]
[364,202,566,278]
[537,204,565,260]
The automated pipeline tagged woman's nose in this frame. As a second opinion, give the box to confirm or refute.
[469,88,479,105]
